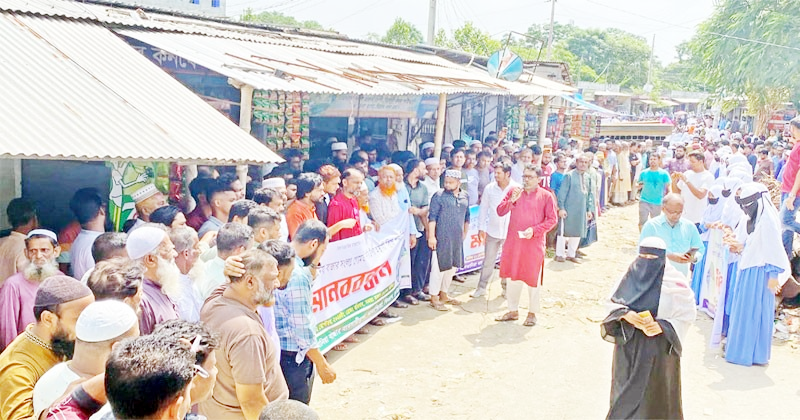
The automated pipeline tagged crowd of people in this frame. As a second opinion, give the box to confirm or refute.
[599,116,800,418]
[0,112,796,419]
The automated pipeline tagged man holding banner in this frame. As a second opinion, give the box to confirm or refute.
[274,220,336,404]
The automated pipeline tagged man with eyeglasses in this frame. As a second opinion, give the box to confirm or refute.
[640,194,704,277]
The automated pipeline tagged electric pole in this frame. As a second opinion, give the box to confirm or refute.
[427,0,437,45]
[540,0,557,145]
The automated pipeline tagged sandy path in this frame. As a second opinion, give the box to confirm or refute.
[313,204,800,419]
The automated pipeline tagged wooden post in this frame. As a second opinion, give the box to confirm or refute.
[237,83,254,186]
[433,93,447,159]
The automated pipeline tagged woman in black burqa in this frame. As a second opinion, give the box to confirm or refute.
[601,236,696,420]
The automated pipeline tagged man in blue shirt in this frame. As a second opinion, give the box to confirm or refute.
[274,220,336,404]
[640,194,704,277]
[636,154,672,230]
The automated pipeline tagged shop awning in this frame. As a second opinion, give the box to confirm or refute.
[560,94,621,116]
[0,12,282,164]
[593,90,631,97]
[659,99,680,107]
[637,99,658,105]
[671,97,705,104]
[118,29,520,96]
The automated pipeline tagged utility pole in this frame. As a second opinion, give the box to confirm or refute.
[546,0,556,60]
[427,0,437,45]
[539,0,556,145]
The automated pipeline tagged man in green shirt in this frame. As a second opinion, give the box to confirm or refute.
[636,154,671,230]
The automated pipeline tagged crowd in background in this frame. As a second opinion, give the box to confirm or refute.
[0,111,796,419]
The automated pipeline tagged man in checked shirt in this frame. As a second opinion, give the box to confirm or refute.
[273,219,336,404]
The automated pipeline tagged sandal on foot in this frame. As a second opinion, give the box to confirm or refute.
[401,295,419,305]
[369,318,387,326]
[343,335,360,343]
[355,327,370,334]
[495,312,519,322]
[378,310,399,318]
[429,302,450,312]
[523,315,538,327]
[391,301,409,309]
[443,298,461,306]
[333,343,348,351]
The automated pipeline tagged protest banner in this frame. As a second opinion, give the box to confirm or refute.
[313,212,411,353]
[699,229,727,318]
[457,205,501,274]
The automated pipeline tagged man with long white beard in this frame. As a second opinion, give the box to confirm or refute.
[0,229,63,350]
[125,224,180,335]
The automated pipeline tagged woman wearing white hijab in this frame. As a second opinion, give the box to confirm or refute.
[724,183,790,366]
[602,237,696,419]
[691,184,726,303]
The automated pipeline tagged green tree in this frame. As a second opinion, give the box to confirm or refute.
[519,23,651,88]
[240,9,325,30]
[435,22,501,56]
[658,42,707,92]
[381,18,424,46]
[689,0,800,135]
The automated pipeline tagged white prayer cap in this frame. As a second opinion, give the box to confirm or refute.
[443,143,454,150]
[27,229,58,243]
[542,138,553,147]
[444,169,461,179]
[421,142,435,151]
[331,142,348,151]
[424,157,440,166]
[262,177,286,189]
[76,300,138,343]
[639,236,667,250]
[125,226,166,260]
[131,184,159,204]
[470,140,482,147]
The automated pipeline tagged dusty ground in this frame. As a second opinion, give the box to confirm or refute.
[313,204,800,419]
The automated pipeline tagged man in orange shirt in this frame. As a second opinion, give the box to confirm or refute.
[286,173,357,241]
[285,173,325,240]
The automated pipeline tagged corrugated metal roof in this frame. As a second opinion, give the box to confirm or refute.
[119,29,531,95]
[2,0,574,97]
[0,12,282,164]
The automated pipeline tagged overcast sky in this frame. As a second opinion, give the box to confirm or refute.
[225,0,716,64]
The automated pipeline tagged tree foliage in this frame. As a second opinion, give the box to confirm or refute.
[435,22,501,56]
[240,9,326,31]
[688,0,800,134]
[380,18,424,46]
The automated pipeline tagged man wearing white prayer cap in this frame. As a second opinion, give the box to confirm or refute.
[32,300,139,419]
[331,142,348,171]
[470,139,483,154]
[128,184,166,232]
[125,224,180,335]
[0,229,64,349]
[421,142,435,159]
[422,157,443,204]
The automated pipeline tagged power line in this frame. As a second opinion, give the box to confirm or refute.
[582,0,800,52]
[326,0,391,27]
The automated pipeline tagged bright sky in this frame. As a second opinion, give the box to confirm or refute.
[225,0,716,64]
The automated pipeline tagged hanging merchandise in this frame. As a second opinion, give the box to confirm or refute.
[569,112,600,140]
[253,90,310,154]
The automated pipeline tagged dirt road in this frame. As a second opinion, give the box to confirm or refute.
[313,204,800,419]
